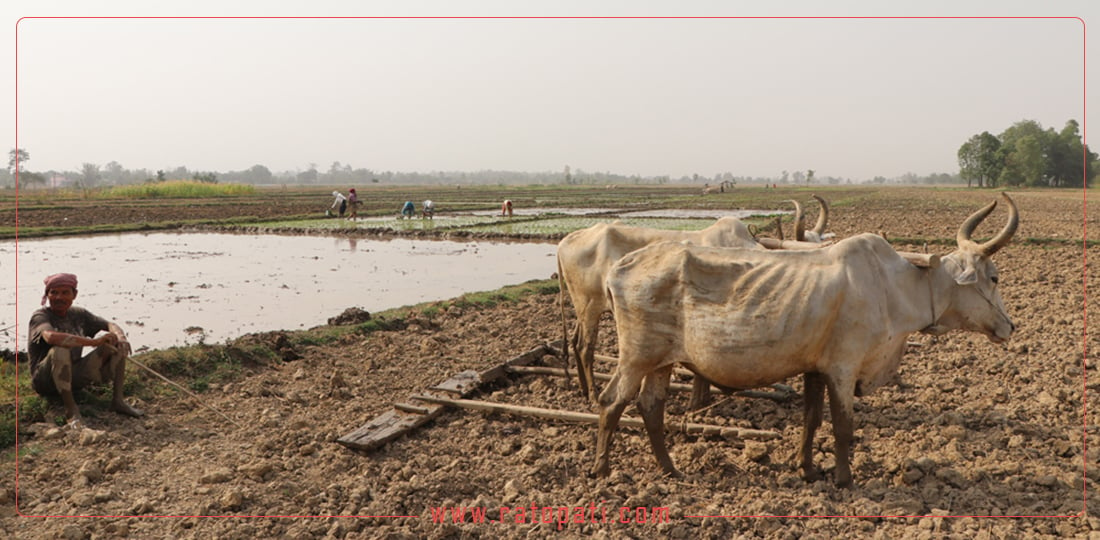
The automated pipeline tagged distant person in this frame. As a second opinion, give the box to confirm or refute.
[28,273,144,427]
[501,199,513,217]
[347,188,360,219]
[422,200,435,220]
[331,191,348,218]
[401,201,416,219]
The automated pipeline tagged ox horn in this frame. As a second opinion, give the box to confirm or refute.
[786,199,805,241]
[811,194,829,235]
[956,192,1019,257]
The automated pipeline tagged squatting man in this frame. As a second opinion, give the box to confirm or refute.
[28,273,144,426]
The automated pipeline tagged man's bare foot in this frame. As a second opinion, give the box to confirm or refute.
[112,401,145,417]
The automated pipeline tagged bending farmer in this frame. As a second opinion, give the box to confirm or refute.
[28,273,144,425]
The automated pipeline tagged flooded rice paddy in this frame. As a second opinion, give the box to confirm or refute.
[261,207,787,235]
[3,207,784,352]
[2,232,558,351]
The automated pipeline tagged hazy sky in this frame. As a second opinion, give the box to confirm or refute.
[5,1,1097,181]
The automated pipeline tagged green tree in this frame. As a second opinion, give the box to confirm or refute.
[247,164,273,184]
[192,171,218,183]
[957,131,1001,187]
[103,161,125,185]
[79,163,101,187]
[20,171,46,188]
[296,165,318,184]
[996,120,1047,187]
[8,148,29,175]
[1009,136,1044,187]
[1046,120,1096,187]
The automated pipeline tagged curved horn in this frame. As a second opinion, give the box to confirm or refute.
[786,199,805,241]
[811,194,829,235]
[980,192,1018,256]
[956,192,1019,256]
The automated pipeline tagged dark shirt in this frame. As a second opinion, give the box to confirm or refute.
[28,306,109,374]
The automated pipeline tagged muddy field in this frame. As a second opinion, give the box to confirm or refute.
[3,186,1097,539]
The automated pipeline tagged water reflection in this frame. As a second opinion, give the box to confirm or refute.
[3,232,558,352]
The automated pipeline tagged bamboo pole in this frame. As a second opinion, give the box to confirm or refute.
[126,355,243,429]
[591,353,798,394]
[411,394,781,440]
[505,365,793,402]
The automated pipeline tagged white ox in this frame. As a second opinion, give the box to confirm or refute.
[558,218,761,402]
[557,199,830,403]
[790,194,834,243]
[591,194,1018,487]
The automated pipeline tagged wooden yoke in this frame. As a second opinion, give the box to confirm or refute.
[756,238,831,250]
[757,237,940,268]
[897,251,940,268]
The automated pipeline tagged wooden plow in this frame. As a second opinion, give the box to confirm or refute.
[337,341,785,452]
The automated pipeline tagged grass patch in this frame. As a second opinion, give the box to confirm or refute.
[0,363,66,451]
[97,181,255,199]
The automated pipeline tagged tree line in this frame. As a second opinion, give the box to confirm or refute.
[958,119,1096,188]
[16,133,1086,190]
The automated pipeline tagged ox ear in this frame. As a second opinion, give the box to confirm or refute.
[944,255,978,285]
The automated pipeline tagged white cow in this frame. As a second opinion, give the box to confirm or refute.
[591,194,1018,487]
[790,194,835,243]
[558,199,831,403]
[557,218,764,401]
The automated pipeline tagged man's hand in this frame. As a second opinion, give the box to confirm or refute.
[98,333,119,347]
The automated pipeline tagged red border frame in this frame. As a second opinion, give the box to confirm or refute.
[8,12,1086,525]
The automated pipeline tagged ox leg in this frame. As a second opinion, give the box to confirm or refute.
[799,372,826,483]
[568,321,592,399]
[591,369,644,478]
[637,366,680,477]
[825,377,856,488]
[577,310,603,404]
[687,375,711,411]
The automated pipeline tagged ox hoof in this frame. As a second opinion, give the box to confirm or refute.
[801,467,822,483]
[589,465,610,479]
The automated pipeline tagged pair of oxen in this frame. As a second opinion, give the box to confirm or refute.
[556,194,1018,487]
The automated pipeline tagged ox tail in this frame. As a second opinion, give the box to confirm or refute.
[556,256,571,382]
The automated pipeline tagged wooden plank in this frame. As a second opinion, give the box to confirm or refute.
[336,342,553,451]
[411,394,781,441]
[478,340,562,382]
[336,407,446,451]
[431,370,481,395]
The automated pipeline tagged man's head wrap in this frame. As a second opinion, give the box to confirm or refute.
[42,273,78,305]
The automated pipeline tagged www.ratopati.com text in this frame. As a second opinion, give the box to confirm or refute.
[429,501,671,530]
